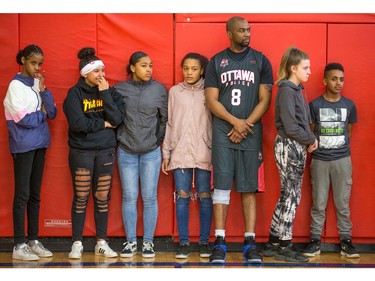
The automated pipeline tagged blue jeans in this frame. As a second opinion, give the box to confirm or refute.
[174,168,212,244]
[117,147,161,243]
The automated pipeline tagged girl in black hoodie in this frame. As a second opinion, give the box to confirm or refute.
[63,47,124,259]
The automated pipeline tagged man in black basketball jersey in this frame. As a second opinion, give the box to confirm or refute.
[205,16,273,263]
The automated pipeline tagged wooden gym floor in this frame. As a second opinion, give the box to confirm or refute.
[1,251,375,268]
[1,238,374,281]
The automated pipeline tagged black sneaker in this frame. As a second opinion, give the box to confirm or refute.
[261,242,279,257]
[275,244,309,262]
[120,241,137,258]
[209,236,226,264]
[175,243,190,259]
[142,241,155,258]
[340,239,360,258]
[199,242,211,258]
[243,236,262,263]
[303,239,321,257]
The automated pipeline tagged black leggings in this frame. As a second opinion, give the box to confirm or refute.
[13,148,46,245]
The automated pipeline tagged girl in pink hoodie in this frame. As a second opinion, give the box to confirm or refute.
[162,53,212,259]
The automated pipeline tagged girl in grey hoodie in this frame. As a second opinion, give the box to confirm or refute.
[114,51,168,258]
[262,47,318,263]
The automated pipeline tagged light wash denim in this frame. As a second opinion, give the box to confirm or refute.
[173,168,212,244]
[117,147,161,243]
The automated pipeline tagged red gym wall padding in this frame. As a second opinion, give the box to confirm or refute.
[0,14,374,243]
[324,23,375,242]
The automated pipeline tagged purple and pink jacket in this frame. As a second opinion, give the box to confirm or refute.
[3,73,57,154]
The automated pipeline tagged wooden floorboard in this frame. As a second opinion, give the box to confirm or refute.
[1,251,373,281]
[1,251,375,268]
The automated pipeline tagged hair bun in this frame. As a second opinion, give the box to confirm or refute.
[77,47,96,60]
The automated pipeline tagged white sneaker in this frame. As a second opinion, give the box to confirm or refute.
[29,240,53,257]
[12,244,40,261]
[69,241,83,259]
[95,241,118,258]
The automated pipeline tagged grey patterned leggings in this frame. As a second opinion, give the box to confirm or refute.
[269,135,307,241]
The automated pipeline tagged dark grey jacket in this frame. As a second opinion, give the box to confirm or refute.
[275,79,316,146]
[114,77,168,153]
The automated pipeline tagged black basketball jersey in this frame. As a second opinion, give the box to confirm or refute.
[205,47,269,151]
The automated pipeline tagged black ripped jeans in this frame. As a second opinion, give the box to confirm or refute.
[68,147,115,242]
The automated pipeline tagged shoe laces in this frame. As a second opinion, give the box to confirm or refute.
[286,244,302,253]
[98,241,109,248]
[342,240,355,249]
[143,242,154,251]
[179,243,189,250]
[100,241,115,251]
[72,242,83,250]
[214,236,226,245]
[21,244,34,255]
[123,241,136,250]
[266,242,278,248]
[200,243,209,250]
[213,243,227,252]
[244,237,257,249]
[307,240,320,249]
[34,241,48,251]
